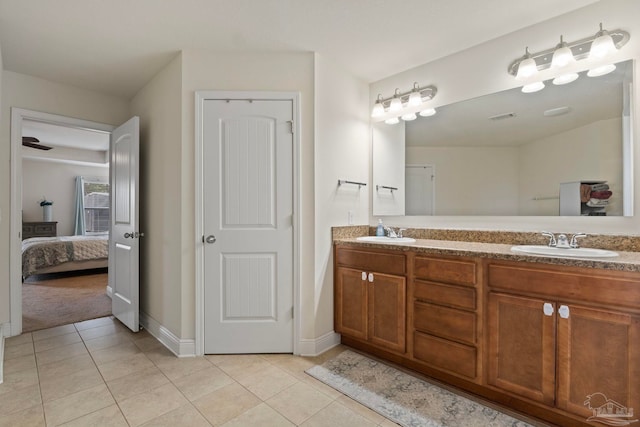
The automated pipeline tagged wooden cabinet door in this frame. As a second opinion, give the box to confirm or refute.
[368,272,406,353]
[335,267,367,340]
[557,304,640,420]
[487,293,556,405]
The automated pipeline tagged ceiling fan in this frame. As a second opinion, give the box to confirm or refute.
[22,136,53,150]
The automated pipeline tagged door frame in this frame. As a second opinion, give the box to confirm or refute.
[9,108,114,336]
[194,91,301,356]
[406,163,436,215]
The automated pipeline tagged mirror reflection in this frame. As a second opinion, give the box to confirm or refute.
[372,59,633,217]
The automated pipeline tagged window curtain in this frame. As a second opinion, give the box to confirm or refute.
[73,176,86,235]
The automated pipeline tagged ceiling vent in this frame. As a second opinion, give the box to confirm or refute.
[488,112,516,121]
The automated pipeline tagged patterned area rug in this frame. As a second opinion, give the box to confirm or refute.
[306,350,534,427]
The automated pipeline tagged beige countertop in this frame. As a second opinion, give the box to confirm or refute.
[334,237,640,272]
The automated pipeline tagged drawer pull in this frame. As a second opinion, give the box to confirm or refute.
[543,303,554,316]
[559,305,570,319]
[368,273,374,283]
[361,271,367,281]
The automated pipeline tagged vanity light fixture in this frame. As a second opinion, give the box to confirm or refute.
[370,83,438,124]
[508,24,629,93]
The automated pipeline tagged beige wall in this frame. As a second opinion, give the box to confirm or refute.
[0,71,130,330]
[406,146,520,215]
[129,53,183,337]
[519,118,623,216]
[22,159,108,235]
[370,0,640,234]
[314,54,370,337]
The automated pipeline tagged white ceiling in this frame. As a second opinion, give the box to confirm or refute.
[0,0,599,99]
[22,120,110,151]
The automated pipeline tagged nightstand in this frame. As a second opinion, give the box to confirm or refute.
[22,221,58,239]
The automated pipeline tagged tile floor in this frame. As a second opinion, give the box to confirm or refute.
[1,316,398,426]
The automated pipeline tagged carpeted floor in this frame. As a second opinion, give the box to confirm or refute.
[22,269,112,332]
[306,349,535,427]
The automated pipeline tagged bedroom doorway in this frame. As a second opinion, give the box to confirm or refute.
[9,109,116,336]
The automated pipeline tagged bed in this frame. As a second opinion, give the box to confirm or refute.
[22,235,109,279]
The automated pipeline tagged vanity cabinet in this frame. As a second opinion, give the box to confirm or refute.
[487,261,640,421]
[410,255,481,381]
[334,247,406,353]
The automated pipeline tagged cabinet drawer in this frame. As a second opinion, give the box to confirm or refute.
[336,248,405,275]
[34,224,55,234]
[488,263,640,310]
[414,256,476,286]
[414,301,475,345]
[414,280,476,310]
[413,331,477,379]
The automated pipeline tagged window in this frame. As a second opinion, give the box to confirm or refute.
[83,180,109,233]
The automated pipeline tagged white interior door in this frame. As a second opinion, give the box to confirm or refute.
[203,99,293,354]
[109,116,140,332]
[406,165,435,215]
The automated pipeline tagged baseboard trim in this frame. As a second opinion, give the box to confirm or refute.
[106,285,113,298]
[0,323,6,384]
[139,312,195,358]
[298,331,341,356]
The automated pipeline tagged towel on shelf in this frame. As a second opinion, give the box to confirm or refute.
[587,198,609,207]
[580,184,591,203]
[590,183,609,191]
[590,190,612,199]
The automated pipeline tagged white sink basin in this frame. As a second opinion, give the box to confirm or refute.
[511,245,618,258]
[356,236,416,244]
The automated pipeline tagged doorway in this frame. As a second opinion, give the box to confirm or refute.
[10,109,115,336]
[406,164,435,215]
[195,91,301,355]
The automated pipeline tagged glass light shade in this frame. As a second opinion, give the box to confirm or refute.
[553,73,579,85]
[371,102,384,118]
[587,63,616,77]
[590,32,616,59]
[389,97,402,112]
[551,45,575,69]
[385,117,400,125]
[516,57,538,80]
[401,112,417,121]
[419,108,436,117]
[521,81,545,93]
[408,91,422,107]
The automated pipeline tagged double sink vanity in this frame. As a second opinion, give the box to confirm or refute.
[333,227,640,426]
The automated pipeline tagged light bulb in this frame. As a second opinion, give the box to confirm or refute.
[553,73,579,85]
[389,89,402,112]
[587,64,616,77]
[522,81,545,93]
[419,108,436,117]
[408,91,422,107]
[401,112,417,121]
[551,36,575,69]
[371,102,384,118]
[590,24,617,59]
[385,117,400,125]
[516,48,538,80]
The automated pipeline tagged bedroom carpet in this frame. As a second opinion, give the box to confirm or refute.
[22,270,111,332]
[306,349,535,427]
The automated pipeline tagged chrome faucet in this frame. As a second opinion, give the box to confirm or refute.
[570,233,587,248]
[556,234,570,248]
[541,231,557,247]
[398,228,407,238]
[384,226,398,238]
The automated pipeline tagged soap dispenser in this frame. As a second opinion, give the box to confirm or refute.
[376,219,385,236]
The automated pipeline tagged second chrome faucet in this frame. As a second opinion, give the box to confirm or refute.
[541,231,587,248]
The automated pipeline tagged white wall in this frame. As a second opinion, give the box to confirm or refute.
[130,53,183,339]
[519,118,623,216]
[314,53,370,338]
[407,146,519,215]
[370,0,640,234]
[22,159,108,235]
[0,71,130,332]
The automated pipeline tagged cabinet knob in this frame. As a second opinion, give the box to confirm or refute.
[543,303,554,316]
[368,273,374,282]
[361,272,367,281]
[559,305,570,319]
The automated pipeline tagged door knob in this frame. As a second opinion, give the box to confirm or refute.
[124,232,134,238]
[205,235,216,244]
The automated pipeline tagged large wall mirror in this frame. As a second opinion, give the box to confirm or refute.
[372,59,634,217]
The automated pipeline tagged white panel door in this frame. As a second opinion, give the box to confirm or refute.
[406,165,435,215]
[110,116,140,332]
[203,99,293,354]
